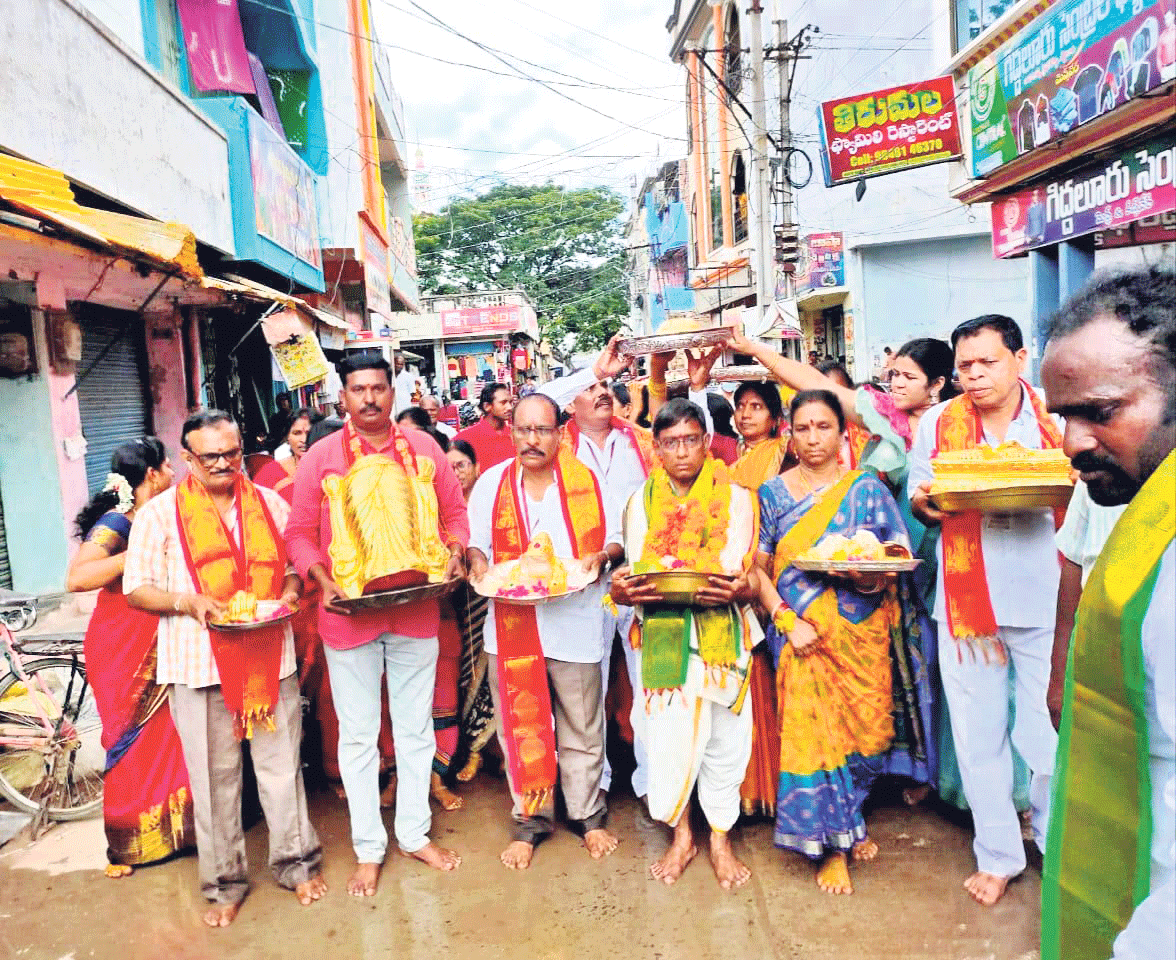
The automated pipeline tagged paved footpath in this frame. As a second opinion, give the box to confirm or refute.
[0,778,1041,960]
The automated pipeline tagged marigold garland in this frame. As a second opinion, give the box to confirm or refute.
[637,457,732,574]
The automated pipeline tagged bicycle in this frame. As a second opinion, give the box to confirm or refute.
[0,605,104,823]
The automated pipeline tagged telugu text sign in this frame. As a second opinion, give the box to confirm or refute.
[969,0,1173,178]
[990,139,1175,258]
[798,232,846,292]
[818,76,962,186]
[441,305,524,338]
[247,111,322,269]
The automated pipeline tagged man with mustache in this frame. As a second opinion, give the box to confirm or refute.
[124,410,325,927]
[466,393,624,870]
[286,353,469,896]
[539,335,658,799]
[909,315,1062,906]
[455,381,515,469]
[1040,266,1174,960]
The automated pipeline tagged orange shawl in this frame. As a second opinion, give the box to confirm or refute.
[491,449,606,815]
[175,474,287,738]
[935,382,1062,660]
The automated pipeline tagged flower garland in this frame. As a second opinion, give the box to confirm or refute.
[102,473,135,514]
[637,457,731,574]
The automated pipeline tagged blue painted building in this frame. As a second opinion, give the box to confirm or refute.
[630,161,695,333]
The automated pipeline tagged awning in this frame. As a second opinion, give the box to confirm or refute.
[0,153,201,279]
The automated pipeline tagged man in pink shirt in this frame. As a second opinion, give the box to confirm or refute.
[455,381,515,469]
[286,354,469,897]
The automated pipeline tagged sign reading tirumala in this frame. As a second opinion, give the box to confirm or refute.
[817,76,963,186]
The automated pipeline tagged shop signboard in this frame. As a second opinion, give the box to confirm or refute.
[1096,208,1176,246]
[817,76,962,186]
[246,111,322,268]
[990,139,1175,257]
[440,303,539,339]
[798,232,846,291]
[261,309,331,389]
[968,0,1174,179]
[359,217,392,317]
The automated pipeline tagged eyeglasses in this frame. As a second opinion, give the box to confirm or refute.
[189,447,243,467]
[656,435,705,452]
[512,425,557,439]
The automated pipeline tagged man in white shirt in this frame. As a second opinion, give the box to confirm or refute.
[124,411,325,927]
[420,394,456,440]
[393,352,419,412]
[909,315,1061,906]
[466,393,624,871]
[1040,266,1174,960]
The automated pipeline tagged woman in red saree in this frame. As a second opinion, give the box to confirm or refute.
[66,438,194,876]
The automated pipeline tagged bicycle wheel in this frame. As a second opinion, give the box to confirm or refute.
[0,657,104,820]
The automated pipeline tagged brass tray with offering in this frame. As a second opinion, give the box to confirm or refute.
[210,592,297,632]
[792,531,921,574]
[929,442,1073,513]
[639,569,734,605]
[473,533,597,606]
[617,315,732,357]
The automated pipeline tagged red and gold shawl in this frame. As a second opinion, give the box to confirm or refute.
[491,448,606,815]
[175,474,287,738]
[935,382,1062,660]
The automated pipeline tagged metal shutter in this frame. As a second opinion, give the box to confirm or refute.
[76,310,150,494]
[0,493,11,589]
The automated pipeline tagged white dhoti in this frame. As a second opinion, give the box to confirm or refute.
[633,650,753,831]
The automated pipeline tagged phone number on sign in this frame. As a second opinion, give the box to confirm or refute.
[850,139,945,168]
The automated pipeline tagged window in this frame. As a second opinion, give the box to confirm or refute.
[731,151,748,244]
[725,5,742,96]
[953,0,1019,53]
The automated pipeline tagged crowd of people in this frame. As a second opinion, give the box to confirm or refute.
[62,265,1172,960]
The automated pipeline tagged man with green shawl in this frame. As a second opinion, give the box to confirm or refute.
[1041,265,1174,960]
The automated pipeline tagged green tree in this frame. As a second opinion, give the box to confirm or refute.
[414,183,628,364]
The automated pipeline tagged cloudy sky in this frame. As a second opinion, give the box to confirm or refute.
[371,0,687,211]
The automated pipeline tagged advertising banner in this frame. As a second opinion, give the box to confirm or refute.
[359,217,392,318]
[441,304,537,338]
[969,0,1174,178]
[175,0,254,95]
[990,139,1175,257]
[798,232,846,291]
[247,111,322,269]
[818,76,962,186]
[261,309,331,389]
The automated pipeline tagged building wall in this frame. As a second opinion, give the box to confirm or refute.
[853,234,1029,375]
[144,309,191,467]
[0,0,234,254]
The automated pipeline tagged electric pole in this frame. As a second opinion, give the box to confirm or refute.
[746,0,775,334]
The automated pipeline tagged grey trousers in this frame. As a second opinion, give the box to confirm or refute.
[170,674,322,905]
[487,654,608,843]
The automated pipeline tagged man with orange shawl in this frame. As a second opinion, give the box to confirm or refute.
[611,398,762,891]
[909,315,1062,907]
[539,335,656,798]
[125,411,324,928]
[466,393,624,871]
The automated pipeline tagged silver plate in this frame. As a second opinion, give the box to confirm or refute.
[617,328,732,357]
[473,557,596,605]
[210,600,296,632]
[791,558,922,573]
[710,365,772,382]
[333,579,458,612]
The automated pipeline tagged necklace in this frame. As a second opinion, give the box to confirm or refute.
[796,464,842,502]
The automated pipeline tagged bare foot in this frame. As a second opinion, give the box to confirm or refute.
[430,772,464,811]
[379,774,397,809]
[852,838,879,862]
[964,870,1012,906]
[456,751,482,783]
[903,784,931,806]
[500,840,534,870]
[405,841,461,872]
[202,903,240,928]
[816,853,853,894]
[346,862,381,897]
[104,864,133,879]
[583,828,619,859]
[650,819,697,885]
[709,830,751,890]
[295,874,328,905]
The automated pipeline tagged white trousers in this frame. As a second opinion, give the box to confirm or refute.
[938,621,1057,876]
[324,632,437,861]
[632,650,752,831]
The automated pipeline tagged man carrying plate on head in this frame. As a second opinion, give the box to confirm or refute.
[465,392,624,871]
[285,353,469,897]
[609,397,763,891]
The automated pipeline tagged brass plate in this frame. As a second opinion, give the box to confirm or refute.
[641,570,732,605]
[210,600,296,632]
[792,558,922,573]
[931,485,1073,513]
[617,328,731,357]
[333,579,457,612]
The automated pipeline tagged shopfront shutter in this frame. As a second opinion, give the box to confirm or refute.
[76,309,150,494]
[0,492,12,589]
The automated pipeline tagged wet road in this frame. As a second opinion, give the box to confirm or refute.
[0,779,1041,960]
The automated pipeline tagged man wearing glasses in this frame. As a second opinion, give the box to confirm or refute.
[124,410,325,928]
[609,398,761,890]
[466,393,624,871]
